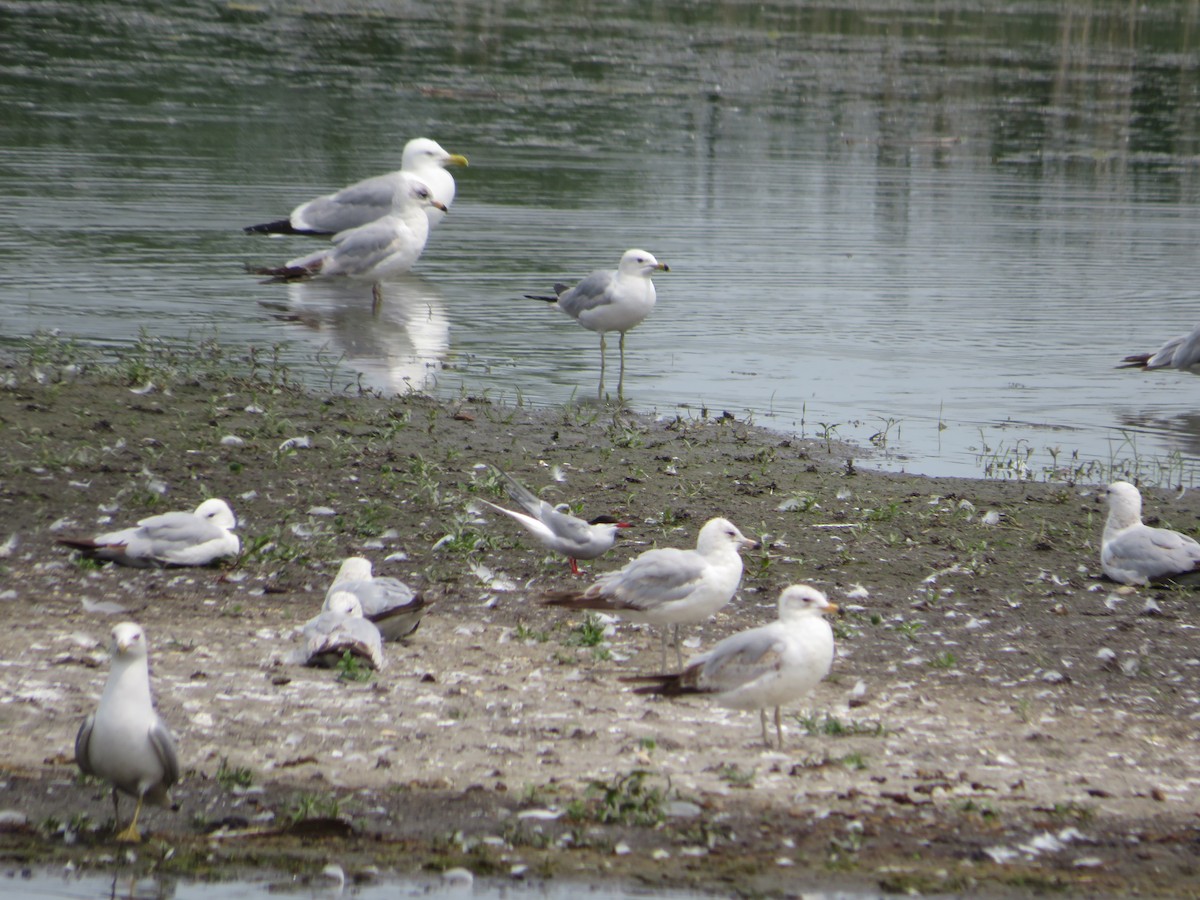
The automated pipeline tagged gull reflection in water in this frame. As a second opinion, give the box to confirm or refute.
[262,277,449,394]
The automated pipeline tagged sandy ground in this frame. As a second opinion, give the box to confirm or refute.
[1,341,1199,896]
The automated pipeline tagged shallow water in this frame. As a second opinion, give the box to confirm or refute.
[4,0,1200,480]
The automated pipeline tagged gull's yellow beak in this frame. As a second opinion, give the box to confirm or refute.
[824,602,840,615]
[446,153,469,167]
[656,262,670,272]
[432,200,448,213]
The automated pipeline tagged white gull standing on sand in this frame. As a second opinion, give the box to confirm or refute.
[325,557,425,641]
[544,517,759,667]
[525,249,668,401]
[244,137,468,235]
[56,499,239,567]
[1101,480,1200,585]
[75,622,179,842]
[479,466,630,574]
[625,584,838,748]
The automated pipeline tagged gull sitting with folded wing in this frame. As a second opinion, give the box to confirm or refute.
[302,591,386,670]
[1101,480,1200,585]
[57,499,239,568]
[325,556,426,640]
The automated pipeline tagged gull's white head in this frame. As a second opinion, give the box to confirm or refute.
[335,557,374,584]
[1105,481,1143,527]
[397,174,447,213]
[326,591,365,618]
[777,584,838,622]
[402,137,469,171]
[111,622,149,660]
[695,517,760,555]
[618,249,669,279]
[194,498,237,530]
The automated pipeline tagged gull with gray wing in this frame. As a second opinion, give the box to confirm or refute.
[626,585,838,748]
[1101,480,1200,585]
[244,137,467,235]
[75,622,179,842]
[544,517,759,668]
[57,499,239,568]
[526,249,668,401]
[479,466,630,574]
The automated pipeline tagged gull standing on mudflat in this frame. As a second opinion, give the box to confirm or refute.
[526,249,668,401]
[325,557,426,640]
[1101,480,1200,585]
[544,517,759,668]
[56,499,239,567]
[75,622,179,842]
[244,137,468,235]
[302,592,386,670]
[1118,322,1200,374]
[626,585,838,748]
[250,174,444,308]
[479,466,630,574]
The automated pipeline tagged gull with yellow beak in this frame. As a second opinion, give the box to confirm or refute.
[244,137,468,234]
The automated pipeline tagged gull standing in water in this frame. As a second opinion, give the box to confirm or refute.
[479,466,631,574]
[526,249,668,401]
[325,557,426,640]
[1101,481,1200,585]
[75,622,179,842]
[626,585,838,748]
[56,499,239,567]
[544,517,759,668]
[1118,322,1200,374]
[250,174,444,309]
[244,137,468,235]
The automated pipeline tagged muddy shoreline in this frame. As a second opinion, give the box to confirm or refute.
[1,338,1198,897]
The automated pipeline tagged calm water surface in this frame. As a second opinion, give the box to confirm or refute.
[4,0,1200,480]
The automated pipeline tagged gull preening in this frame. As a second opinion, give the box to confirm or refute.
[1101,480,1200,585]
[479,466,630,574]
[526,249,668,401]
[75,622,180,842]
[301,591,386,671]
[250,174,445,305]
[57,499,239,568]
[544,517,759,667]
[244,137,468,235]
[325,557,426,641]
[626,585,838,748]
[1118,323,1200,374]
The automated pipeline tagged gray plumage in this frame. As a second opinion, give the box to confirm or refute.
[1101,480,1200,585]
[244,137,468,235]
[75,622,179,842]
[325,557,425,641]
[57,498,239,568]
[1119,323,1200,373]
[526,249,668,400]
[302,592,386,670]
[627,585,838,747]
[481,466,629,574]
